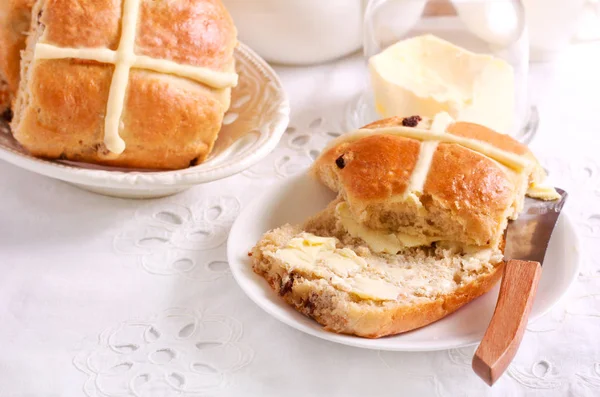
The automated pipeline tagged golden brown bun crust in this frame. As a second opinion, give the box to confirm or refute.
[313,116,537,247]
[424,143,515,245]
[16,59,114,158]
[42,0,122,49]
[0,0,35,112]
[137,0,237,71]
[16,61,223,169]
[281,261,503,338]
[447,121,529,156]
[12,0,237,170]
[317,116,530,201]
[331,134,420,201]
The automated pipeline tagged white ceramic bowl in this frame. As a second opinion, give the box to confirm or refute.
[223,0,365,65]
[227,172,580,351]
[0,43,290,199]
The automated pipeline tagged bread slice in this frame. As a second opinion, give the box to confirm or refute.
[251,199,504,338]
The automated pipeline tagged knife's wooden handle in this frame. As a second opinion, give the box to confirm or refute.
[472,259,542,386]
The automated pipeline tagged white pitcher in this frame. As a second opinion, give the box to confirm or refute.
[222,0,367,65]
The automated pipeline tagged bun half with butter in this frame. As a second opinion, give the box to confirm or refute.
[313,113,556,249]
[251,114,558,338]
[11,0,238,170]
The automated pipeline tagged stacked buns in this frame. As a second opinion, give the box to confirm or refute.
[2,0,238,170]
[251,114,557,338]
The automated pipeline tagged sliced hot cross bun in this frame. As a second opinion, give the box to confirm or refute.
[251,201,505,338]
[312,114,556,249]
[251,115,557,338]
[11,0,238,170]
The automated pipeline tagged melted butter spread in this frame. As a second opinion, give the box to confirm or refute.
[275,233,363,278]
[271,232,501,301]
[437,241,502,271]
[335,201,504,266]
[336,202,434,253]
[526,184,561,201]
[349,275,403,301]
[273,233,402,301]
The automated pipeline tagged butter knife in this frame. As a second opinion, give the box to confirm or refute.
[472,188,568,385]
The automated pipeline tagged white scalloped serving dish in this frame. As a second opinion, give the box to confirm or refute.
[228,172,580,351]
[0,43,290,198]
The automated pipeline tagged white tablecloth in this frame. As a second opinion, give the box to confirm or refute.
[1,42,599,397]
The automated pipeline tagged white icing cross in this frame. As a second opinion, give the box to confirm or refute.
[34,0,238,154]
[405,112,453,194]
[326,115,530,173]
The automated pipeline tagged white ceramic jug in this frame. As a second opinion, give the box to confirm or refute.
[223,0,366,65]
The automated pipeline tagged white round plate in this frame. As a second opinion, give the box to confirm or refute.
[0,43,289,199]
[227,172,581,351]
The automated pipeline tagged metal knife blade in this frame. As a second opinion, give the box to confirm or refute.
[504,188,568,263]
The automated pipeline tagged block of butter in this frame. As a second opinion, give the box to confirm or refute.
[369,34,515,134]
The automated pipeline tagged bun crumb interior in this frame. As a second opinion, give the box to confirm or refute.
[252,199,504,338]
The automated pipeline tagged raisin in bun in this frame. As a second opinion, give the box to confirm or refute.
[11,0,238,170]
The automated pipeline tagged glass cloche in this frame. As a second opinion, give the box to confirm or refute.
[347,0,536,143]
